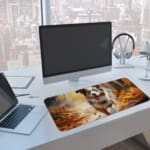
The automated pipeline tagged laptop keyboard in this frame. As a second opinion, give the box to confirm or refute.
[0,104,34,129]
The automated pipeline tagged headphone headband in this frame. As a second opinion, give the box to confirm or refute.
[112,33,135,50]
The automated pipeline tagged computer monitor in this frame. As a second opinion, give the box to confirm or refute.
[39,22,112,84]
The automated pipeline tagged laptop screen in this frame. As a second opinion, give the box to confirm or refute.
[0,73,17,120]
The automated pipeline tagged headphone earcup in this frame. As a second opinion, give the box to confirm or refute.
[113,51,120,59]
[125,52,133,59]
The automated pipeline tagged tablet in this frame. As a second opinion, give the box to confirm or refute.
[6,76,35,89]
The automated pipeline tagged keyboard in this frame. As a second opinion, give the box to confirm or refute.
[0,104,34,129]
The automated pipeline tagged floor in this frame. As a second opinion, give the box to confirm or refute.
[103,138,149,150]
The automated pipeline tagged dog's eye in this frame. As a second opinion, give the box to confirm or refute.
[100,92,105,96]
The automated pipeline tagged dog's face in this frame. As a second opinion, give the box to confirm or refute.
[76,86,116,114]
[77,87,104,98]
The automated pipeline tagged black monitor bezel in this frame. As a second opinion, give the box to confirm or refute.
[39,22,112,78]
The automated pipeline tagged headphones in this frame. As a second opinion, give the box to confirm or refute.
[112,33,135,59]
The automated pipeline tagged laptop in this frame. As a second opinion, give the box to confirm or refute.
[0,73,47,135]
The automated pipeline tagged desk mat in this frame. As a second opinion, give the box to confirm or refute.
[44,78,149,131]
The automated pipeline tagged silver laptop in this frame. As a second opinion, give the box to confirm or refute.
[0,73,47,135]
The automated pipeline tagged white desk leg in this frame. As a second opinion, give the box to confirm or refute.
[142,130,150,147]
[133,131,150,149]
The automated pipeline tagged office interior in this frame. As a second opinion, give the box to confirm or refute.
[0,1,150,150]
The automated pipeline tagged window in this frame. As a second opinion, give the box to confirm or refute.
[0,0,150,71]
[0,0,41,70]
[49,0,150,51]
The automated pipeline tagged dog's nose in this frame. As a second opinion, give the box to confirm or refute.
[91,91,99,96]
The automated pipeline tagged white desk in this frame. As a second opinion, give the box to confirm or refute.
[1,57,150,150]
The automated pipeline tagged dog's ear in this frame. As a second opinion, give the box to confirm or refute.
[76,89,81,93]
[76,89,87,96]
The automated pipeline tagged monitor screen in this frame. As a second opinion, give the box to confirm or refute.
[39,22,112,83]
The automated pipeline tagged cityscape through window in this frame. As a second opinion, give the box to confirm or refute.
[0,0,150,70]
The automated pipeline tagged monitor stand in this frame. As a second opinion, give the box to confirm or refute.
[67,77,97,89]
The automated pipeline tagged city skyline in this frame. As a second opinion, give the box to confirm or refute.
[0,0,150,70]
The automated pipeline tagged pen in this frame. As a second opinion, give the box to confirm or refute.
[16,94,30,97]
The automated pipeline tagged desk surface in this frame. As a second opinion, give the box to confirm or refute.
[1,57,150,150]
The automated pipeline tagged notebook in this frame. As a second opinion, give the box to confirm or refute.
[0,73,47,135]
[44,78,149,131]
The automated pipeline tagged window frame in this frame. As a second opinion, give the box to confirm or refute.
[40,0,51,25]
